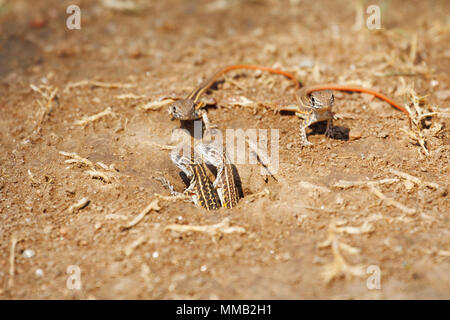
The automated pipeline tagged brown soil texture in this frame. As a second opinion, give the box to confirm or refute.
[0,0,449,299]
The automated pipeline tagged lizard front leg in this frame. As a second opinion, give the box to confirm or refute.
[298,111,315,147]
[324,117,334,138]
[199,109,218,138]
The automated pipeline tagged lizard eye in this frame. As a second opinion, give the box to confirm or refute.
[310,95,321,107]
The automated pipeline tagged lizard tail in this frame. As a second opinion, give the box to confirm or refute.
[303,84,412,126]
[188,64,300,102]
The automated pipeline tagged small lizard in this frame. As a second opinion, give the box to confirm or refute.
[279,84,412,146]
[196,140,240,209]
[167,64,410,146]
[163,151,221,210]
[168,64,300,129]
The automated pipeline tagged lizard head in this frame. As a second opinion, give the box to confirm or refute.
[168,99,199,120]
[309,90,334,109]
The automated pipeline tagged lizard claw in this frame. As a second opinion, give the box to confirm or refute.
[301,140,313,147]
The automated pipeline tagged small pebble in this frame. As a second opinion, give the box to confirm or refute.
[335,194,344,205]
[43,226,53,234]
[35,269,44,278]
[403,180,415,190]
[30,17,47,29]
[376,131,389,139]
[200,265,207,272]
[349,129,362,141]
[435,89,450,101]
[60,227,68,236]
[23,249,35,258]
[152,251,159,259]
[128,47,142,59]
[298,58,314,68]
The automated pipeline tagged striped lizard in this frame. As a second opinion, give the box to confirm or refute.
[160,150,221,211]
[166,65,296,208]
[196,139,240,209]
[164,65,412,208]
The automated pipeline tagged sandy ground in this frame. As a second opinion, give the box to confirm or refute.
[0,0,449,299]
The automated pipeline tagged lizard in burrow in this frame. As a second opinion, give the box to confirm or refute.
[195,138,240,209]
[163,65,411,208]
[159,150,222,211]
[165,64,298,208]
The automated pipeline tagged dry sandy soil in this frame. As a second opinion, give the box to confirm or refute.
[0,0,449,299]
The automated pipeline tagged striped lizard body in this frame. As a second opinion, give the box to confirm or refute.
[169,151,221,211]
[196,142,240,209]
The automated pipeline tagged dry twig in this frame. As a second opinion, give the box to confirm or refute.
[368,184,416,215]
[64,80,135,92]
[165,217,245,236]
[319,223,365,283]
[74,107,116,126]
[68,197,90,213]
[60,151,118,183]
[140,98,175,111]
[121,199,160,230]
[389,168,440,189]
[8,236,18,289]
[298,181,331,193]
[333,178,398,189]
[245,188,269,203]
[335,221,374,235]
[29,84,58,135]
[115,93,145,100]
[124,235,148,256]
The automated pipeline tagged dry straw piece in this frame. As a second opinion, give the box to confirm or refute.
[121,199,160,230]
[8,236,18,288]
[319,223,365,283]
[59,151,117,183]
[29,84,58,135]
[165,217,245,236]
[67,197,90,213]
[74,107,116,126]
[64,80,135,93]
